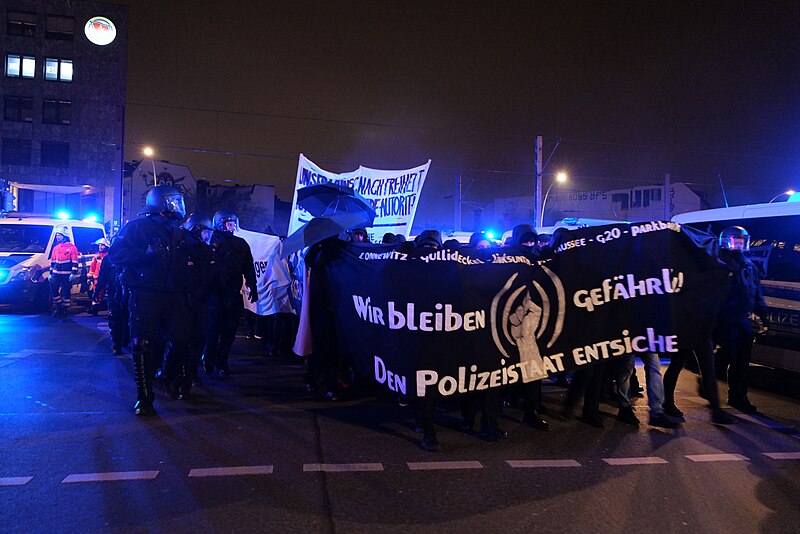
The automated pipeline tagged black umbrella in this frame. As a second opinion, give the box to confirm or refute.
[297,182,376,220]
[281,211,370,258]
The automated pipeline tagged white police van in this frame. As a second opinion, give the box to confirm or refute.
[0,217,106,310]
[672,199,800,373]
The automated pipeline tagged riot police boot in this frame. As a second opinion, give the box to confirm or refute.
[132,349,156,416]
[202,355,215,375]
[177,365,192,400]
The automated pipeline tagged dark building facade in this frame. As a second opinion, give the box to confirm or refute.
[1,0,127,223]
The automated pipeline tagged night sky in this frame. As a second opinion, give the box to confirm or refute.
[120,0,800,228]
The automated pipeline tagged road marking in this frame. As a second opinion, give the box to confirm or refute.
[506,459,581,468]
[407,461,483,471]
[603,456,669,465]
[303,463,383,472]
[763,452,800,460]
[62,471,159,483]
[0,476,33,486]
[189,465,274,477]
[732,412,795,432]
[685,454,748,463]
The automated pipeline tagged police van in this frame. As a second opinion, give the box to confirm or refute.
[672,200,800,373]
[0,217,106,310]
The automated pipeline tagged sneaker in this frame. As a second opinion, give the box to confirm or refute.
[649,412,682,428]
[712,409,736,425]
[133,400,156,416]
[728,398,757,413]
[420,432,439,452]
[616,407,640,426]
[663,403,684,418]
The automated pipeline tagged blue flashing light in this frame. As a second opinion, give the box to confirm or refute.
[83,214,98,222]
[788,192,800,203]
[0,268,9,284]
[56,211,70,220]
[485,231,496,239]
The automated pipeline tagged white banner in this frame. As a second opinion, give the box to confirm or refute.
[236,228,295,316]
[288,154,431,242]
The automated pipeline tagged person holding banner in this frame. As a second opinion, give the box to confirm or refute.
[204,210,258,377]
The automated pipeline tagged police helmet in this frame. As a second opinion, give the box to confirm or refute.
[182,213,213,233]
[213,210,239,232]
[719,226,750,251]
[94,237,110,247]
[141,185,186,219]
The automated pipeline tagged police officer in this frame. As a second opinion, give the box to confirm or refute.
[108,185,191,416]
[715,226,766,413]
[203,210,258,377]
[167,213,217,397]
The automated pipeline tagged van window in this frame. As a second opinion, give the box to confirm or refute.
[681,215,800,283]
[0,224,53,253]
[72,227,105,255]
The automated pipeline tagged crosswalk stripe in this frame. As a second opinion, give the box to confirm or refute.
[0,476,33,486]
[763,452,800,460]
[506,460,581,468]
[684,454,748,462]
[603,457,668,465]
[62,471,159,483]
[303,463,383,472]
[189,466,274,477]
[407,461,483,471]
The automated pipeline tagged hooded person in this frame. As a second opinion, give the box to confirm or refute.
[414,229,442,249]
[511,224,538,248]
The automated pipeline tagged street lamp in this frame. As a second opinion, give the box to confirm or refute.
[768,190,796,203]
[143,146,157,187]
[540,172,567,227]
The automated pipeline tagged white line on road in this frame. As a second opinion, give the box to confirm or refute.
[62,471,159,483]
[603,457,669,466]
[763,452,800,460]
[407,461,483,471]
[0,476,33,486]
[506,460,581,468]
[189,466,274,477]
[685,454,749,463]
[303,463,384,472]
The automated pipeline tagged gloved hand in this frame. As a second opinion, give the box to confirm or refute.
[248,289,259,303]
[68,274,77,284]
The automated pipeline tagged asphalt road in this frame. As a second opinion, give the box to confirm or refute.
[1,308,799,533]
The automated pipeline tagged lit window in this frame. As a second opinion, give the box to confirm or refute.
[8,12,37,37]
[44,58,72,82]
[6,55,21,77]
[22,56,36,78]
[4,96,34,122]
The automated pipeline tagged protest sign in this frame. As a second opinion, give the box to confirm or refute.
[288,154,430,241]
[237,228,294,316]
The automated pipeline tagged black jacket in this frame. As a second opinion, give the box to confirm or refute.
[210,231,257,296]
[179,229,217,303]
[718,250,767,326]
[108,214,185,292]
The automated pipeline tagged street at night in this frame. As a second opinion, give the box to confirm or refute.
[2,309,798,533]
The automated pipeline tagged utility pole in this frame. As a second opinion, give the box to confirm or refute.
[664,172,671,220]
[454,172,462,232]
[533,135,543,227]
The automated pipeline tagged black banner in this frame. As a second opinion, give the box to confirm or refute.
[311,222,728,398]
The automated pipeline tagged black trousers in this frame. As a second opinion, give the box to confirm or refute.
[714,322,754,403]
[461,389,502,428]
[565,362,605,417]
[206,290,244,371]
[663,346,722,410]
